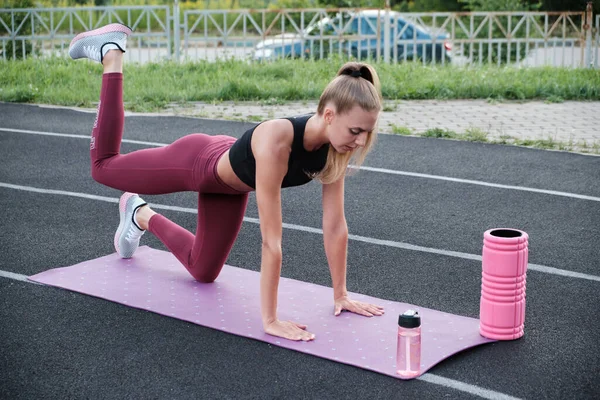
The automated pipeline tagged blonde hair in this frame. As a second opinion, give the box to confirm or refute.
[312,62,382,184]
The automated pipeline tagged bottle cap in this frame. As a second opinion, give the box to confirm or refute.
[398,309,421,328]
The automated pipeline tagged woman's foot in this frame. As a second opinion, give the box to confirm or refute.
[102,50,124,74]
[114,192,147,259]
[135,204,157,231]
[68,23,132,64]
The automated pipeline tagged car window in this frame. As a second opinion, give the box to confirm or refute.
[397,19,414,39]
[337,15,356,35]
[321,21,337,35]
[361,17,378,35]
[306,14,381,37]
[307,17,337,36]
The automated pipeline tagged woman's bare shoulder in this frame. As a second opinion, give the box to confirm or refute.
[252,118,295,150]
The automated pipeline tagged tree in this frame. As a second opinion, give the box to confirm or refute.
[391,0,463,12]
[536,0,599,13]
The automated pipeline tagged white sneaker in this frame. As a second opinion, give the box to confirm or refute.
[69,23,132,63]
[114,192,147,258]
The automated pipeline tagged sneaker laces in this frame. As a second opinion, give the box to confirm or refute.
[125,224,145,242]
[83,45,100,61]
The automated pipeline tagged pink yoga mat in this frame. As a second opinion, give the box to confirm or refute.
[29,246,494,380]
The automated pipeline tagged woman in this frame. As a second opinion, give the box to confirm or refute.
[69,23,385,342]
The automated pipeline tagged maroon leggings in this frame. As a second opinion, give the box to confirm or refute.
[90,73,249,283]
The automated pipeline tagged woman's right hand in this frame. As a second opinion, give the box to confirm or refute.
[263,319,316,341]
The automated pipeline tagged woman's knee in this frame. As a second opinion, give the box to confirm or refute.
[188,261,223,283]
[191,271,218,283]
[91,161,102,183]
[90,160,109,185]
[90,156,119,186]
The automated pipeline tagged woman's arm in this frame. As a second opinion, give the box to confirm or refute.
[253,120,315,341]
[322,177,385,317]
[254,122,287,327]
[322,177,349,300]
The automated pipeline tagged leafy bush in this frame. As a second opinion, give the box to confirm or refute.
[1,0,38,60]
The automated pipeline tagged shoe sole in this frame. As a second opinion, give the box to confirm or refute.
[70,23,132,48]
[114,193,139,258]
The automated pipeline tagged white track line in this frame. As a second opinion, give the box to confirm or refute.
[2,182,599,283]
[0,127,167,147]
[418,375,521,400]
[0,270,41,284]
[353,166,600,202]
[2,127,599,202]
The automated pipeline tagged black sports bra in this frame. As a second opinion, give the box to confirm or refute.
[228,114,329,189]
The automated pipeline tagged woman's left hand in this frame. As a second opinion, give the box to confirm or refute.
[334,296,385,317]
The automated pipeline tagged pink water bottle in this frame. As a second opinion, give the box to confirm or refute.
[396,309,421,378]
[479,228,528,340]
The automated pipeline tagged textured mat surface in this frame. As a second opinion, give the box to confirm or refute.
[29,246,494,380]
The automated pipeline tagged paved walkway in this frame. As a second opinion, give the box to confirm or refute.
[42,99,599,153]
[146,99,599,153]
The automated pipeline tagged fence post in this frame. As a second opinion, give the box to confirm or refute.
[584,1,593,68]
[383,0,391,63]
[173,0,181,62]
[592,14,600,68]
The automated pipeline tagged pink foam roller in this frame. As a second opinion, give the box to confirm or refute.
[481,277,525,295]
[482,273,526,286]
[481,277,526,297]
[481,290,525,304]
[479,228,528,340]
[480,299,525,327]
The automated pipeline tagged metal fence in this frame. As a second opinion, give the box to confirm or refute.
[1,5,598,68]
[0,5,172,63]
[403,11,589,67]
[182,8,386,63]
[180,8,597,67]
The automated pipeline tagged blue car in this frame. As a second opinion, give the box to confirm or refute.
[252,10,453,63]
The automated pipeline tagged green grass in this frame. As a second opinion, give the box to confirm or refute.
[2,56,598,154]
[391,126,600,155]
[463,127,489,142]
[246,115,263,122]
[382,102,398,112]
[422,128,459,138]
[390,124,412,135]
[1,57,599,111]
